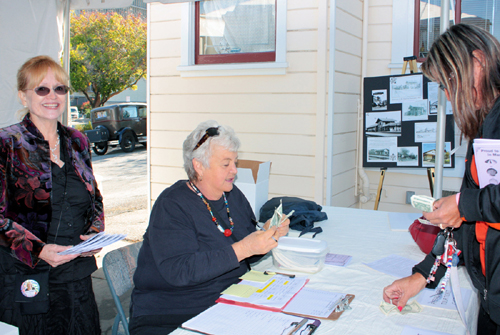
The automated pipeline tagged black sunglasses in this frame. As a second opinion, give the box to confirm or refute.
[193,127,219,151]
[30,85,69,97]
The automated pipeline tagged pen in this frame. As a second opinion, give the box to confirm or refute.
[263,271,296,279]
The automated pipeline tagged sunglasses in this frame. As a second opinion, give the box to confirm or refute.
[30,85,69,97]
[193,127,219,151]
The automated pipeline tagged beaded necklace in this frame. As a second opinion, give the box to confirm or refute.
[189,181,234,237]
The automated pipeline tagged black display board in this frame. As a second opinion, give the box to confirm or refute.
[363,73,455,168]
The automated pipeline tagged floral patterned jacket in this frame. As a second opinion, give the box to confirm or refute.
[0,114,104,268]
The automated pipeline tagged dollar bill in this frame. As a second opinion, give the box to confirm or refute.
[411,195,436,212]
[379,300,423,316]
[268,200,295,228]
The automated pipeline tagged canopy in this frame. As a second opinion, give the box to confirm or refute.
[0,0,133,128]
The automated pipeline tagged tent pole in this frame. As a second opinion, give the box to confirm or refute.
[62,0,70,126]
[433,0,450,199]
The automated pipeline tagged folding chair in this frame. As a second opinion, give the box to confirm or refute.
[102,241,143,335]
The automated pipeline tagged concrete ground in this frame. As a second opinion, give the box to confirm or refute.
[89,146,149,335]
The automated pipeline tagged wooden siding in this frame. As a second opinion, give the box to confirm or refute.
[148,1,363,211]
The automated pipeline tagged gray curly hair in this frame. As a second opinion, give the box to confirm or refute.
[183,120,240,181]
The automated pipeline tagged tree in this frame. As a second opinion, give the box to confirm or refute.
[70,11,146,108]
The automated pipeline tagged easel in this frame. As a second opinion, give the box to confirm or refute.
[402,56,418,74]
[373,56,431,210]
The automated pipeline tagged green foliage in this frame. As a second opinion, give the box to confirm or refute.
[70,12,147,108]
[74,121,93,132]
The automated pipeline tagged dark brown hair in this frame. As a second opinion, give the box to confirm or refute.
[421,24,500,139]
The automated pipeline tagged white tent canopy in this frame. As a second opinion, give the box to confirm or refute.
[0,0,133,128]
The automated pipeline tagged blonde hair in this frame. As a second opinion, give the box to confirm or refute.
[16,55,69,120]
[421,24,500,140]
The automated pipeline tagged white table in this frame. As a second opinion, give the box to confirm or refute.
[0,321,18,335]
[171,206,478,335]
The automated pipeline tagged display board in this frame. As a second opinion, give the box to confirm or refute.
[363,73,455,168]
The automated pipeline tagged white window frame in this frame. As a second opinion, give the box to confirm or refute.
[177,0,288,77]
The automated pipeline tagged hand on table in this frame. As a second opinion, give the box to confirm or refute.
[423,194,463,229]
[383,273,427,310]
[232,227,279,262]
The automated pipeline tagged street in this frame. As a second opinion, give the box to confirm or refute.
[91,145,149,242]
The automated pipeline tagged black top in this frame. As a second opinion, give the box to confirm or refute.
[45,136,96,283]
[131,180,259,317]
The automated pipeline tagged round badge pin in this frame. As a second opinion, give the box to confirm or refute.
[21,279,40,298]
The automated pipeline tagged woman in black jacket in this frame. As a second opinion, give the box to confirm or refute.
[383,24,500,334]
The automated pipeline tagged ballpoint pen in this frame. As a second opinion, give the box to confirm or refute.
[263,271,295,278]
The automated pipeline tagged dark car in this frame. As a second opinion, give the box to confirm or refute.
[84,103,147,155]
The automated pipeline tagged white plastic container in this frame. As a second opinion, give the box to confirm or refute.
[272,237,329,273]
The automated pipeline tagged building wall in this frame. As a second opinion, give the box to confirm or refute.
[148,0,363,211]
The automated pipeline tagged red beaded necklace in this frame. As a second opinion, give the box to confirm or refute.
[189,181,234,237]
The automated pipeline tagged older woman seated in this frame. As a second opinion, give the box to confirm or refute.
[129,120,289,334]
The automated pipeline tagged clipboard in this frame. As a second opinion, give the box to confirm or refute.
[283,294,355,321]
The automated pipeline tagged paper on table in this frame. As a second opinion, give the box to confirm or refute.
[182,303,318,335]
[58,232,126,255]
[473,139,500,188]
[387,212,421,231]
[221,284,259,298]
[240,270,271,282]
[324,253,352,267]
[218,275,308,310]
[400,326,453,335]
[418,286,472,311]
[282,287,344,318]
[364,255,418,278]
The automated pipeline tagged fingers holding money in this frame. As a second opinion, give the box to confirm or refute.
[423,195,463,229]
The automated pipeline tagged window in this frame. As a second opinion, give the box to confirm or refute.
[178,0,287,77]
[195,0,276,64]
[138,106,147,118]
[95,110,109,120]
[415,0,500,61]
[122,106,138,118]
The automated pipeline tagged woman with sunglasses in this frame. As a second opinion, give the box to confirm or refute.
[383,24,500,333]
[129,120,290,334]
[0,55,104,334]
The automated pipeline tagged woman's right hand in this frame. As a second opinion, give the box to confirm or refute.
[232,227,279,262]
[39,244,79,268]
[383,273,427,309]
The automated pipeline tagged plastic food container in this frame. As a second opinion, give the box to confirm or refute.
[272,237,329,273]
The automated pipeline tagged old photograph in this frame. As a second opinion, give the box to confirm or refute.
[402,100,429,121]
[389,74,423,104]
[371,89,388,110]
[367,137,398,162]
[365,111,402,137]
[414,122,437,142]
[397,147,419,166]
[422,142,452,167]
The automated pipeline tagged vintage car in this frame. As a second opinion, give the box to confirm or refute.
[84,103,147,155]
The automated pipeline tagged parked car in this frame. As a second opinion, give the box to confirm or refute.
[84,103,147,155]
[70,106,79,120]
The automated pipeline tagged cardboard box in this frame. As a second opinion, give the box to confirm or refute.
[235,160,271,220]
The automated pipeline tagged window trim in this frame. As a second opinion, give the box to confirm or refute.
[413,0,462,62]
[178,0,287,77]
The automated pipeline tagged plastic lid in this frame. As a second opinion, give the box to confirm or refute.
[276,237,328,253]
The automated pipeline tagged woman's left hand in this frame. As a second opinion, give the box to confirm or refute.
[423,195,463,229]
[263,216,290,238]
[78,234,103,257]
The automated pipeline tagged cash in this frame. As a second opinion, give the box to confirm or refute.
[410,195,436,212]
[268,200,295,228]
[379,300,423,315]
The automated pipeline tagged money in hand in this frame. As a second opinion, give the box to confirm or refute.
[379,301,423,315]
[411,195,436,212]
[268,200,295,228]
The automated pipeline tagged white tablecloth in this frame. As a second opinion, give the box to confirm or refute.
[171,206,478,335]
[0,321,18,335]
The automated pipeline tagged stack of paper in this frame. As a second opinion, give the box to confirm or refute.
[58,232,126,255]
[473,138,500,188]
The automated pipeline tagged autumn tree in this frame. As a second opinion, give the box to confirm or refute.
[70,11,146,108]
